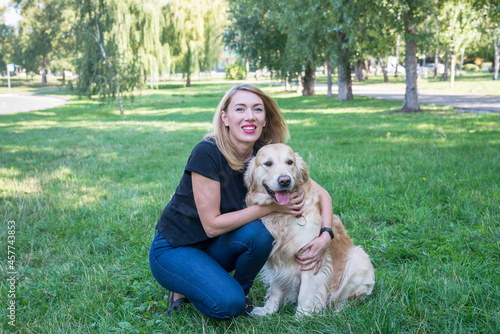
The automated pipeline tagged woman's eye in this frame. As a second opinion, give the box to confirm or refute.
[254,108,263,113]
[264,161,273,167]
[236,108,244,112]
[287,160,293,165]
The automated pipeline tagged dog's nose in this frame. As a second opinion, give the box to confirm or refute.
[278,175,291,188]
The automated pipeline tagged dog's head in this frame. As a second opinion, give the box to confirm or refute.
[245,143,309,205]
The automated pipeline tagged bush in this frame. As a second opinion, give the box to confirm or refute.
[463,63,480,72]
[225,61,247,80]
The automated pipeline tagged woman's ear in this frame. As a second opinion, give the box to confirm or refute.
[221,111,229,127]
[295,153,309,185]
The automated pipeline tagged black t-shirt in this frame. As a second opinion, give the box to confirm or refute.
[155,138,262,247]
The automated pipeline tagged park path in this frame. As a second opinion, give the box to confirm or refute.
[1,82,499,115]
[0,93,69,115]
[306,83,500,113]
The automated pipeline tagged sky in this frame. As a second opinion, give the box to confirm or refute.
[1,0,22,27]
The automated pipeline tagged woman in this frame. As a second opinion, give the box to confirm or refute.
[149,84,333,320]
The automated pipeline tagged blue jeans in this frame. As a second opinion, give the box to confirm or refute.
[149,220,274,320]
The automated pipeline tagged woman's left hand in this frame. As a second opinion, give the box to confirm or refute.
[295,233,331,274]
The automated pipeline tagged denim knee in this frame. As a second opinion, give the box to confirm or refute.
[246,220,274,254]
[208,292,246,320]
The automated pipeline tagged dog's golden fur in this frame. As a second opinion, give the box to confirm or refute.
[245,143,374,317]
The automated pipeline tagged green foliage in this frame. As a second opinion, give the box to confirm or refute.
[165,0,226,86]
[224,0,288,75]
[0,82,499,332]
[463,63,481,72]
[225,61,247,80]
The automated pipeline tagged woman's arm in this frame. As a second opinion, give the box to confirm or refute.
[192,172,304,238]
[295,179,333,274]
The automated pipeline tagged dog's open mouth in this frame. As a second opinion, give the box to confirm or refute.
[264,184,291,205]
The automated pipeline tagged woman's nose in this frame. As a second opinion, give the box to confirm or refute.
[244,109,255,120]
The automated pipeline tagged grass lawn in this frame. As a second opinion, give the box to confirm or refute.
[1,82,499,333]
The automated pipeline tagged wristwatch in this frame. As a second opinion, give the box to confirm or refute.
[319,227,334,240]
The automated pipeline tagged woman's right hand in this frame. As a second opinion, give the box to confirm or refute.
[269,192,305,216]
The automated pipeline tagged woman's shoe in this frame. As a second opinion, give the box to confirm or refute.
[167,290,190,316]
[243,296,254,317]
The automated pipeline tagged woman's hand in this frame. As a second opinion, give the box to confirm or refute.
[295,232,331,274]
[269,192,305,216]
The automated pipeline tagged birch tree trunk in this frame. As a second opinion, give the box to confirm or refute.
[95,13,124,114]
[494,32,499,81]
[395,35,400,78]
[378,53,389,83]
[296,72,303,95]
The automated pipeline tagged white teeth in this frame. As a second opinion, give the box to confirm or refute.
[242,127,256,130]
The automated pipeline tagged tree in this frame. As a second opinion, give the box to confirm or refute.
[438,0,482,88]
[0,24,15,71]
[75,0,168,114]
[392,0,434,113]
[16,0,71,85]
[224,0,289,82]
[166,0,226,87]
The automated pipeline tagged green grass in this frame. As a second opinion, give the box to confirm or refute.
[1,82,499,333]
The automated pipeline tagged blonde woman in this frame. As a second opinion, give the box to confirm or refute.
[149,84,332,319]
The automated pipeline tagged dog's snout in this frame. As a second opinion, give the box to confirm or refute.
[278,175,291,188]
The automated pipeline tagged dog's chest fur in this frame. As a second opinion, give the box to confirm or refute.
[259,182,328,288]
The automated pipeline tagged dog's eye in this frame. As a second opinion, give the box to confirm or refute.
[264,161,273,167]
[287,160,294,165]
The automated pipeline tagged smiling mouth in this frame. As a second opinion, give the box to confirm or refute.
[264,184,291,205]
[242,124,257,133]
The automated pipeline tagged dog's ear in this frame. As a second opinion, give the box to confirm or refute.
[244,156,257,191]
[295,152,309,185]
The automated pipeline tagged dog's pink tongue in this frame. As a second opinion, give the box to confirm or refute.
[275,190,291,205]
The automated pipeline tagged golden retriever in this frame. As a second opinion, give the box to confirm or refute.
[245,143,375,317]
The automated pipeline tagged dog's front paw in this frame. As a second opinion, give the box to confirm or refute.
[251,307,272,316]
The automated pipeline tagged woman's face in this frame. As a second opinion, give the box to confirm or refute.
[221,90,267,148]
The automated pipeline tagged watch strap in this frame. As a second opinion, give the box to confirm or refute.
[320,227,334,240]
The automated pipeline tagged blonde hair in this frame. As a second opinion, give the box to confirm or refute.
[205,84,290,171]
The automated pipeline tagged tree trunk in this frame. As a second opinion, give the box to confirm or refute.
[338,33,353,102]
[440,49,449,81]
[185,44,192,87]
[395,35,400,78]
[326,57,332,98]
[285,72,292,91]
[303,64,315,96]
[296,72,303,95]
[42,55,47,85]
[459,49,464,76]
[450,53,456,88]
[434,18,439,79]
[494,32,499,81]
[354,60,365,82]
[378,53,389,83]
[116,84,124,115]
[400,11,421,113]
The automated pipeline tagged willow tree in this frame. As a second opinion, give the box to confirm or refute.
[166,0,226,87]
[75,0,169,114]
